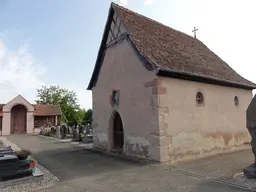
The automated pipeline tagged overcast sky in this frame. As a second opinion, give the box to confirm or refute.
[0,0,255,109]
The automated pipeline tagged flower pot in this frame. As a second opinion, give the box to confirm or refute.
[17,155,28,160]
[29,161,36,168]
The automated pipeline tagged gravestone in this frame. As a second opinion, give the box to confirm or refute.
[80,125,86,135]
[51,126,56,135]
[72,125,76,139]
[0,155,32,181]
[56,126,61,139]
[74,127,80,141]
[82,134,93,143]
[69,126,72,135]
[40,126,46,135]
[244,95,256,178]
[60,125,67,139]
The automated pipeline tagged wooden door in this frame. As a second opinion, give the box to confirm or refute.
[113,112,124,149]
[11,105,27,134]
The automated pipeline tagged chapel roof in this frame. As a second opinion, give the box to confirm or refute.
[87,2,256,90]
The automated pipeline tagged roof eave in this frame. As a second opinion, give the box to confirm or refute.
[157,68,256,90]
[34,114,61,116]
[87,4,115,90]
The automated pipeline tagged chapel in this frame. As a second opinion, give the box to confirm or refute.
[87,2,256,162]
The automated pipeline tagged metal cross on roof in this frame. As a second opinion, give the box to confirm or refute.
[192,27,198,38]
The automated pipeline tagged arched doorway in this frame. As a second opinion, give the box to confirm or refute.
[112,112,124,150]
[11,105,27,134]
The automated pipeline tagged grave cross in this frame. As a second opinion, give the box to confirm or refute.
[192,27,198,38]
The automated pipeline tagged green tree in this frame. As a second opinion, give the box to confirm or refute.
[35,85,81,125]
[83,109,92,124]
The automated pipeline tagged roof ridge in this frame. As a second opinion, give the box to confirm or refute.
[111,2,199,43]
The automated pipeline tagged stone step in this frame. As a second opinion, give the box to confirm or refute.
[0,151,15,156]
[0,147,15,156]
[0,146,12,152]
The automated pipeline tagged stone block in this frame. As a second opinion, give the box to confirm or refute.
[150,95,159,108]
[144,79,159,88]
[159,145,171,162]
[150,129,166,137]
[159,136,172,146]
[152,86,167,95]
[159,107,169,114]
[159,122,168,131]
[159,114,165,122]
[149,135,160,147]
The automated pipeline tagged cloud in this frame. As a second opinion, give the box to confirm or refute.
[0,38,46,104]
[120,0,128,6]
[118,0,153,6]
[144,0,153,5]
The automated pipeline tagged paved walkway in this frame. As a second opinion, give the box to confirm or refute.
[6,135,252,192]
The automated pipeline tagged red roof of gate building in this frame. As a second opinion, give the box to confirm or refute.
[0,104,61,117]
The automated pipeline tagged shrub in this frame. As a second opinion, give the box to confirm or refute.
[16,149,31,160]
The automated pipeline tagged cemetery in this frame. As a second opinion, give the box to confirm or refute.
[39,123,93,143]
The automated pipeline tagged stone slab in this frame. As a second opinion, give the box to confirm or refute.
[0,146,12,151]
[32,167,43,177]
[0,155,18,166]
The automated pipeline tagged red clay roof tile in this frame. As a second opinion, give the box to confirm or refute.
[33,104,61,116]
[87,3,256,90]
[112,3,256,89]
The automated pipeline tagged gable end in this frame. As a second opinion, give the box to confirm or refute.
[87,3,156,90]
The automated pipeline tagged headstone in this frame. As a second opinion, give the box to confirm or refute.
[80,125,86,135]
[75,127,80,141]
[40,126,45,135]
[0,155,32,181]
[82,134,93,143]
[72,125,76,139]
[244,95,256,179]
[56,126,61,139]
[60,125,67,139]
[69,126,72,134]
[51,126,56,135]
